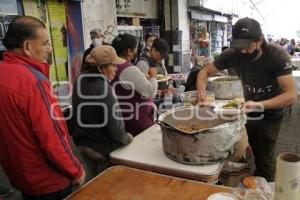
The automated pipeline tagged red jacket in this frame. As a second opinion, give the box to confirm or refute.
[0,52,83,195]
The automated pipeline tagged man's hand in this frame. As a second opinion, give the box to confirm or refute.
[148,67,158,78]
[196,63,219,103]
[73,169,86,187]
[196,89,207,103]
[242,101,264,113]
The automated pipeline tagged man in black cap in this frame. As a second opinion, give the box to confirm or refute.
[196,17,297,181]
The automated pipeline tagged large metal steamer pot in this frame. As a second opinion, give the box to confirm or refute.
[157,106,246,165]
[207,76,243,100]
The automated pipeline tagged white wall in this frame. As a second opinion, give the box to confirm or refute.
[164,0,171,30]
[177,0,190,53]
[163,0,191,71]
[175,0,191,71]
[81,0,118,48]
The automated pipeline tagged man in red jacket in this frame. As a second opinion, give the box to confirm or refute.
[0,16,85,200]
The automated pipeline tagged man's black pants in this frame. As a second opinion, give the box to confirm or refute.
[246,118,282,182]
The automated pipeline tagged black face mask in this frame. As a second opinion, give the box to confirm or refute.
[239,43,260,61]
[240,48,259,61]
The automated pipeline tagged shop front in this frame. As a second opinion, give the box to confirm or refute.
[189,6,233,58]
[115,0,161,42]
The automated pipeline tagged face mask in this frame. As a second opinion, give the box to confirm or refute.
[92,38,103,47]
[239,42,261,61]
[240,49,259,61]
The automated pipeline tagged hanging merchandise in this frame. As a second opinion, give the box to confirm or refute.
[22,0,68,83]
[210,21,225,55]
[46,0,68,83]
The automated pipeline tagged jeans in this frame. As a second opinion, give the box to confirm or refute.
[246,118,282,181]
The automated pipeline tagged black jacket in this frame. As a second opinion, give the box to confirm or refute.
[81,44,95,72]
[72,74,131,155]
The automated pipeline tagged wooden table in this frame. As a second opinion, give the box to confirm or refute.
[66,166,245,200]
[110,124,224,183]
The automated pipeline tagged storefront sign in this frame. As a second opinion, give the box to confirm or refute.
[116,0,158,19]
[214,15,227,23]
[191,10,213,21]
[191,10,227,23]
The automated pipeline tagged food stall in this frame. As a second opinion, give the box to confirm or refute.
[110,75,248,182]
[70,75,276,200]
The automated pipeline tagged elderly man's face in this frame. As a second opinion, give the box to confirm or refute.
[26,28,52,63]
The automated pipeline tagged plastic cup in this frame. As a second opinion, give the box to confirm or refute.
[205,91,215,103]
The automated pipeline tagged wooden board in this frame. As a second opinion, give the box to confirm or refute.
[66,166,245,200]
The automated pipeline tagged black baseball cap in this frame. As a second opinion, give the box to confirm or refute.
[231,17,263,49]
[152,38,169,59]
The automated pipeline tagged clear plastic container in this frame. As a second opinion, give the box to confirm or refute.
[205,91,215,103]
[164,93,173,109]
[240,176,274,200]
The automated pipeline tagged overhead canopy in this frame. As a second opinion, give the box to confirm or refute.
[191,10,228,23]
[189,6,233,23]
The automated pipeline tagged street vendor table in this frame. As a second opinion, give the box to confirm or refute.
[65,166,245,200]
[110,124,224,183]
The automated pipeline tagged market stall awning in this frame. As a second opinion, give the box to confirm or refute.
[191,10,228,23]
[189,6,235,23]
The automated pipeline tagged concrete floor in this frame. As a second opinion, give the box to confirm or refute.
[276,99,300,155]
